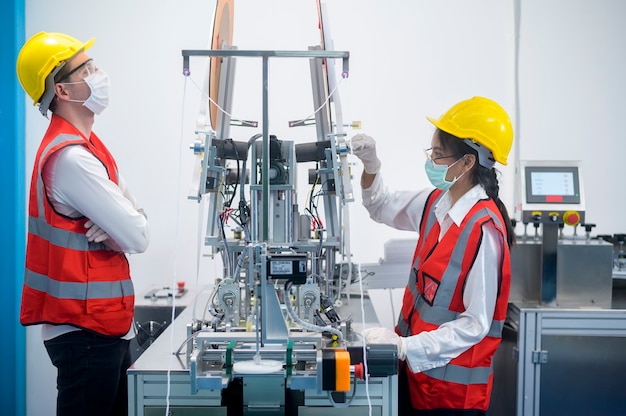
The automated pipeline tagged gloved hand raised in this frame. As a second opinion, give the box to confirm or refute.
[362,327,407,360]
[350,134,381,174]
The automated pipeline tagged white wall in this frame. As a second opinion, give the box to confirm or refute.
[24,1,626,414]
[517,0,626,232]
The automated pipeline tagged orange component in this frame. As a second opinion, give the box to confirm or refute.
[335,350,351,392]
[209,0,234,129]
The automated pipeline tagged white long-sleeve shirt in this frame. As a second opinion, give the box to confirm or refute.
[43,145,149,253]
[362,174,501,373]
[40,144,149,340]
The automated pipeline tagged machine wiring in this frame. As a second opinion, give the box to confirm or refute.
[202,279,223,321]
[217,212,233,277]
[159,47,378,414]
[306,175,324,231]
[288,75,346,127]
[326,375,358,408]
[284,280,343,342]
[291,66,374,411]
[174,327,212,357]
[305,175,328,234]
[221,140,242,209]
[289,60,374,408]
[188,74,345,139]
[189,76,235,121]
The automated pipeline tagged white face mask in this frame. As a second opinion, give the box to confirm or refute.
[64,69,110,115]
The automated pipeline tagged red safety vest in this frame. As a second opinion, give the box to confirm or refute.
[20,114,134,337]
[396,189,511,411]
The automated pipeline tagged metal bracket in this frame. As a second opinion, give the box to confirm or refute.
[532,350,548,364]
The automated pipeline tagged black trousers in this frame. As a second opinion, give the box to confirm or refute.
[44,330,131,416]
[398,364,487,416]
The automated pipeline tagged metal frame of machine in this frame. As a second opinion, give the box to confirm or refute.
[490,303,626,416]
[487,159,626,415]
[128,2,398,413]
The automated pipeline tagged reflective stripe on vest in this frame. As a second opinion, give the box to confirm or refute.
[21,115,133,336]
[398,198,506,338]
[397,301,504,339]
[396,190,511,410]
[411,191,444,270]
[28,216,105,251]
[423,362,494,385]
[24,269,134,300]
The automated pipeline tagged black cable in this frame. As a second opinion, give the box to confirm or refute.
[237,133,262,229]
[225,139,240,209]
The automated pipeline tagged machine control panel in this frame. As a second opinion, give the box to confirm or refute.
[519,160,585,225]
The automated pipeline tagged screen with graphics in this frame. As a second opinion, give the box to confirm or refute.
[525,165,581,204]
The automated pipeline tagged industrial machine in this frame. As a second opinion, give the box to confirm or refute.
[128,1,398,415]
[488,160,625,416]
[510,160,613,307]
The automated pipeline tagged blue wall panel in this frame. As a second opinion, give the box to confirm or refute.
[1,0,26,415]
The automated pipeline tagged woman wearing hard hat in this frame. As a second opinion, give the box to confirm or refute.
[16,32,149,416]
[352,97,514,415]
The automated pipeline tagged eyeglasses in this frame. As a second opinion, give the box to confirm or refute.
[56,59,96,83]
[424,147,458,162]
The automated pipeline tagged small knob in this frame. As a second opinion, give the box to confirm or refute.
[581,223,596,233]
[548,212,560,222]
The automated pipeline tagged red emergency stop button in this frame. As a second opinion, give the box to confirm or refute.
[563,210,581,226]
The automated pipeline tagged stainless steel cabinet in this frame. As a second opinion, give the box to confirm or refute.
[489,303,626,416]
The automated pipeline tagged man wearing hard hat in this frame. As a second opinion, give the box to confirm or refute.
[16,32,149,416]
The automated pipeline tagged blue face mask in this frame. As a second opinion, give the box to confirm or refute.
[424,157,463,190]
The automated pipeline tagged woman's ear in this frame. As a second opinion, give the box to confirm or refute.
[464,153,477,168]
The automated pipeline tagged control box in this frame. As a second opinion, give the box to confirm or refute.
[519,160,585,226]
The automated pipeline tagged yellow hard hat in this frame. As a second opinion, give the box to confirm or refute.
[427,96,513,166]
[16,32,94,112]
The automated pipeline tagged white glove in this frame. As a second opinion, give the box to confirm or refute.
[350,134,381,174]
[362,327,407,361]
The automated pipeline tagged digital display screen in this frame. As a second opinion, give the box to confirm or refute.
[270,260,293,275]
[525,166,581,204]
[267,256,308,284]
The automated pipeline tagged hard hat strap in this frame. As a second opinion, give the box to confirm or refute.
[463,139,495,169]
